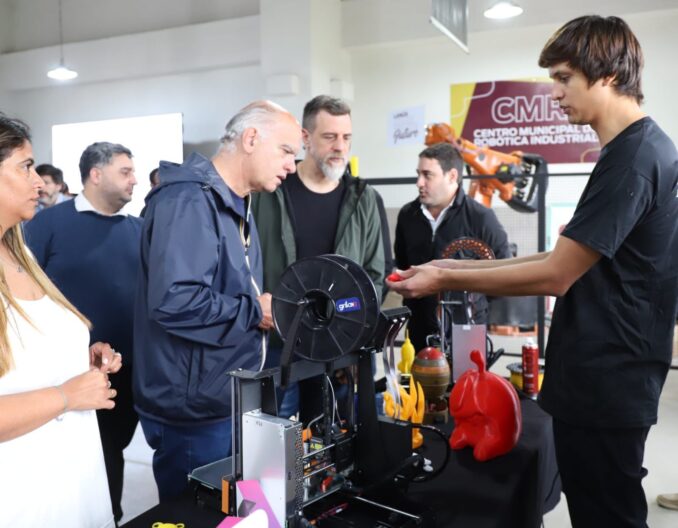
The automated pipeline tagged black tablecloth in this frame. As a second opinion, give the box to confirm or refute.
[406,396,561,528]
[122,398,560,528]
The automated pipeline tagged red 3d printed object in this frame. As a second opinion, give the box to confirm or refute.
[448,350,522,461]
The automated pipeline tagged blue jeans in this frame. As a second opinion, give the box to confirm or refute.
[139,416,232,501]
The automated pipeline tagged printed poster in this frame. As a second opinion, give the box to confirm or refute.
[450,80,600,163]
[389,105,425,147]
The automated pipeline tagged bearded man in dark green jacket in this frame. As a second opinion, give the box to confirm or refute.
[252,95,384,302]
[252,95,384,419]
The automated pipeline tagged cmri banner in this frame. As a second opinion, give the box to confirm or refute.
[450,80,600,164]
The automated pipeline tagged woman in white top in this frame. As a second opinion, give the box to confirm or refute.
[0,114,120,527]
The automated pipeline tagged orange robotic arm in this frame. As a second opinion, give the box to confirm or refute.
[425,123,546,212]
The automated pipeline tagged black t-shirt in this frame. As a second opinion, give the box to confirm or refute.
[285,172,345,258]
[539,117,678,428]
[228,187,246,218]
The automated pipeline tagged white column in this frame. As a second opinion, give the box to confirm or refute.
[259,0,353,120]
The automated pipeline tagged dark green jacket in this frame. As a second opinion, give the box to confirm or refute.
[252,172,385,302]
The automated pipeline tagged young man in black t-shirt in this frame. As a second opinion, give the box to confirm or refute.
[389,15,678,528]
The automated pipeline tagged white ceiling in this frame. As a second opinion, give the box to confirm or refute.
[340,0,678,50]
[0,0,258,53]
[342,0,678,36]
[461,0,678,32]
[1,0,677,54]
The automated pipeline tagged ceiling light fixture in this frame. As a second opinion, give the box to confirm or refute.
[483,1,524,20]
[47,0,78,81]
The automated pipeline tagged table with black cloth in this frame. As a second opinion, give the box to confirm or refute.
[406,395,561,528]
[122,397,560,528]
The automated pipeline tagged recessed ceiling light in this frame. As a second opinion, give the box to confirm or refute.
[484,1,524,20]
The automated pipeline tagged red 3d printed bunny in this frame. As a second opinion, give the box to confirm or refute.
[449,350,522,461]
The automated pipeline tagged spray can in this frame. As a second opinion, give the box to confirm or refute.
[521,338,539,398]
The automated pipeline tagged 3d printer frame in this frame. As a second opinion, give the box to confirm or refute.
[224,308,425,527]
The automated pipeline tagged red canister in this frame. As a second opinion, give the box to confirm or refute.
[521,338,540,397]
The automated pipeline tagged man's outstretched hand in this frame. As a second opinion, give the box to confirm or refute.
[386,266,443,298]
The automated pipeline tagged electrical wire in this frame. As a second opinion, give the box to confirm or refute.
[306,413,324,435]
[325,374,341,425]
[382,315,406,416]
[345,366,356,428]
[408,424,451,483]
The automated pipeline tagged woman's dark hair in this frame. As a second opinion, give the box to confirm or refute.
[0,114,31,164]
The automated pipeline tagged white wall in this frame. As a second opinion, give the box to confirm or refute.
[0,90,11,113]
[0,2,10,53]
[0,0,13,125]
[310,0,352,97]
[348,8,678,196]
[11,63,264,166]
[258,0,353,121]
[0,2,10,107]
[629,10,678,138]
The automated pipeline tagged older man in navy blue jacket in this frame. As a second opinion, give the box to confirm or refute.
[134,100,301,500]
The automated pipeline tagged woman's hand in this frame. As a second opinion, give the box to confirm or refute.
[89,342,122,374]
[60,369,117,411]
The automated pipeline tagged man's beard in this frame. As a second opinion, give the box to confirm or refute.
[309,150,346,182]
[320,161,346,181]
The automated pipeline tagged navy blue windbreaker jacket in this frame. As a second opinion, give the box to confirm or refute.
[133,153,265,425]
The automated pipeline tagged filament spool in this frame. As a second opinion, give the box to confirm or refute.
[272,254,380,361]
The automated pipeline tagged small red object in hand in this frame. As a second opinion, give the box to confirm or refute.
[387,272,404,282]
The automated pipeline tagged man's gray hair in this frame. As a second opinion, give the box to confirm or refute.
[302,95,351,132]
[220,100,289,152]
[79,142,133,183]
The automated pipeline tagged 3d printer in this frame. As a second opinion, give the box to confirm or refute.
[189,255,449,527]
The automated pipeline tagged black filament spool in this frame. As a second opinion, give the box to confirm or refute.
[272,254,380,361]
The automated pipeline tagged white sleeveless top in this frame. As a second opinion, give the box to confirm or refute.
[0,296,114,528]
